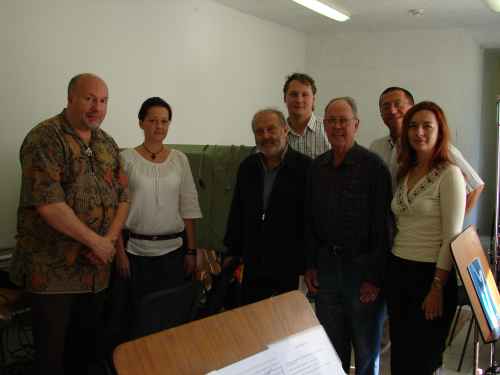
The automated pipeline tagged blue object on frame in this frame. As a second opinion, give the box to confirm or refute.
[467,257,500,340]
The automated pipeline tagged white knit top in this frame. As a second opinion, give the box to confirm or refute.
[391,164,466,271]
[121,148,202,257]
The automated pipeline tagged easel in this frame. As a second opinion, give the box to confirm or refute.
[451,226,500,374]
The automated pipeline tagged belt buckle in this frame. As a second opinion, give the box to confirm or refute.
[331,245,341,256]
[151,235,158,241]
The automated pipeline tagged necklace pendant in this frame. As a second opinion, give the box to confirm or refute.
[151,153,156,160]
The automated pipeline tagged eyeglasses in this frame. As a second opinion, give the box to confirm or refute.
[380,100,409,113]
[323,117,356,127]
[145,119,170,126]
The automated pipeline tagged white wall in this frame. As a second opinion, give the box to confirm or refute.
[479,49,500,237]
[306,28,486,232]
[0,0,307,248]
[1,0,493,246]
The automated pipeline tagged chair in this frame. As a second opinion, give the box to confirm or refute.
[203,256,242,316]
[0,288,33,374]
[130,281,202,340]
[447,285,473,371]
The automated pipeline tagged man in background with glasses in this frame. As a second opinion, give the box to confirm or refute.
[370,86,483,213]
[304,97,393,375]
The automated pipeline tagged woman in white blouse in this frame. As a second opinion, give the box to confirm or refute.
[115,97,202,300]
[387,101,466,375]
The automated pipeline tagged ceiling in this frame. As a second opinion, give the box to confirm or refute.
[213,0,500,36]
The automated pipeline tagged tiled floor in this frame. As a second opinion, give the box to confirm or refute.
[297,280,500,375]
[367,308,499,375]
[439,308,498,375]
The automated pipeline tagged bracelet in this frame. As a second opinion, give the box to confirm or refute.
[431,279,443,290]
[186,248,197,256]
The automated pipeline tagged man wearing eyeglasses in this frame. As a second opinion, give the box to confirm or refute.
[304,97,393,375]
[370,86,484,213]
[10,73,129,375]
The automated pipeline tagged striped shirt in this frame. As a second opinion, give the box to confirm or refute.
[287,113,330,159]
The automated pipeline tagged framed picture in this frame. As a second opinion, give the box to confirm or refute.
[451,225,500,343]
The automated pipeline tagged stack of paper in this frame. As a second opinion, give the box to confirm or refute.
[206,325,345,375]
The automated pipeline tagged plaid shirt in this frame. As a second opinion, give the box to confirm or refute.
[287,113,330,159]
[10,111,129,294]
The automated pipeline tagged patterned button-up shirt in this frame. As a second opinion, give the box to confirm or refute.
[287,114,330,159]
[10,111,129,294]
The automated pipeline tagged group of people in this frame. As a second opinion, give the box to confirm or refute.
[11,73,201,375]
[224,73,483,375]
[10,71,483,375]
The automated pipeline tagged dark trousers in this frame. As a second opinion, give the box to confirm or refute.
[387,254,457,375]
[315,261,384,375]
[30,291,107,375]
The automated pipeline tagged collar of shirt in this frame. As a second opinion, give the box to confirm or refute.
[59,109,103,144]
[388,137,395,149]
[258,144,289,172]
[320,142,360,168]
[287,113,318,136]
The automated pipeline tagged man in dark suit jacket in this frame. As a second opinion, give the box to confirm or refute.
[224,108,312,305]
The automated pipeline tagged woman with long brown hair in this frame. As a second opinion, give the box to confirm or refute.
[387,101,466,374]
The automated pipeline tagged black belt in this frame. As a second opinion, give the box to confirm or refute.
[319,244,344,256]
[329,245,344,256]
[129,231,183,241]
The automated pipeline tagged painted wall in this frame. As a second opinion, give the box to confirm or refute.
[0,0,494,246]
[306,28,487,232]
[479,49,500,239]
[0,0,306,247]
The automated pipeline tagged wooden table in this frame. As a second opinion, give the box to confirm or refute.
[113,291,319,375]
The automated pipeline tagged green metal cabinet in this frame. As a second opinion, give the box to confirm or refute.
[170,145,254,253]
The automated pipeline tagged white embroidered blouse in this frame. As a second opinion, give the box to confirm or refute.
[391,164,466,271]
[121,148,202,257]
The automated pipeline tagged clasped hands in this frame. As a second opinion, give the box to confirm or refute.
[85,233,117,265]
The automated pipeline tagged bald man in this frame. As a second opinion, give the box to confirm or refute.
[10,73,129,375]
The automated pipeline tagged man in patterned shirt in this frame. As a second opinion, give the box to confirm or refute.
[10,73,129,375]
[283,73,330,159]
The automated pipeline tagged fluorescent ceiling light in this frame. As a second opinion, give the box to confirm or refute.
[483,0,500,12]
[291,0,350,22]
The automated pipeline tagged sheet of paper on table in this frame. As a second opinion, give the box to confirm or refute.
[206,325,345,375]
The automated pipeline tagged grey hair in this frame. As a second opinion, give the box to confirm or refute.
[251,108,287,132]
[324,96,359,118]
